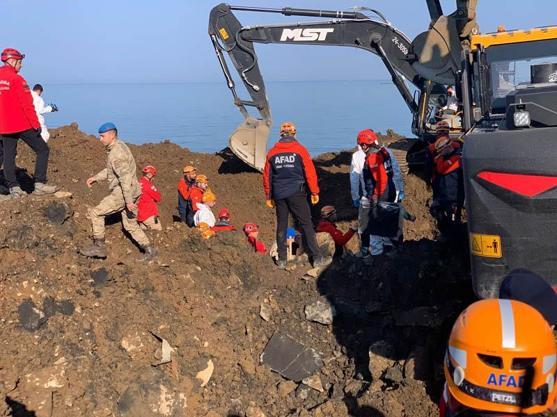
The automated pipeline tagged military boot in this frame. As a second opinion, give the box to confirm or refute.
[33,182,58,195]
[139,245,157,261]
[80,238,107,259]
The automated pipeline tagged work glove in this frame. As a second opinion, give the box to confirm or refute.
[265,199,275,209]
[310,194,319,205]
[352,199,360,208]
[50,104,59,112]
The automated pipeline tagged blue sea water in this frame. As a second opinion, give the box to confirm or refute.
[44,80,414,155]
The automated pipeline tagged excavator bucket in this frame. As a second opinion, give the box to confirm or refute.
[229,118,270,172]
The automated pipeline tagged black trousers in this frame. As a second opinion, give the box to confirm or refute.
[275,191,320,261]
[1,129,49,188]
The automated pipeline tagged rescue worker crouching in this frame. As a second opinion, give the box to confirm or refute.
[428,129,464,239]
[440,298,557,416]
[244,223,266,254]
[138,165,162,230]
[316,205,357,259]
[81,122,156,260]
[177,165,197,227]
[263,121,328,270]
[212,208,236,232]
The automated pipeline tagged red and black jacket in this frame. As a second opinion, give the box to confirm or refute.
[263,136,319,200]
[0,65,40,134]
[363,148,396,202]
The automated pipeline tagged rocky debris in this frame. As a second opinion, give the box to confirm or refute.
[150,331,175,366]
[296,383,312,400]
[259,303,272,322]
[383,364,404,389]
[43,201,72,225]
[90,267,110,287]
[196,359,214,387]
[261,333,323,382]
[304,299,336,325]
[54,191,73,199]
[395,306,443,327]
[303,268,321,280]
[117,369,187,417]
[277,380,297,397]
[368,341,397,384]
[246,404,266,417]
[18,299,47,331]
[301,374,324,393]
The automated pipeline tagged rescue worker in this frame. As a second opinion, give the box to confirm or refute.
[356,129,404,258]
[31,84,58,142]
[194,189,217,228]
[244,223,266,254]
[316,205,357,259]
[0,48,57,198]
[212,208,236,232]
[81,122,155,260]
[189,174,210,219]
[440,299,557,416]
[263,121,327,270]
[137,165,162,231]
[177,165,197,226]
[429,131,464,238]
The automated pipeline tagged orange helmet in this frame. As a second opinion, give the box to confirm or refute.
[444,299,557,415]
[436,120,450,135]
[196,174,208,185]
[202,190,216,203]
[142,165,157,176]
[279,122,296,137]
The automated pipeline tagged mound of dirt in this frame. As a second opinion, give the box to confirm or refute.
[0,124,474,417]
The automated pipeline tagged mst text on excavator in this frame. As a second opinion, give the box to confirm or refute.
[208,0,557,298]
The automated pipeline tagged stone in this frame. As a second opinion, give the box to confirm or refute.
[303,268,320,279]
[43,201,72,225]
[259,303,272,322]
[91,268,109,287]
[261,333,323,382]
[196,359,214,387]
[121,332,145,359]
[54,191,73,199]
[277,380,297,397]
[117,369,187,417]
[57,300,75,316]
[383,365,404,387]
[368,341,396,382]
[296,384,311,400]
[18,299,47,331]
[238,358,256,376]
[246,405,266,417]
[301,375,324,393]
[304,299,335,325]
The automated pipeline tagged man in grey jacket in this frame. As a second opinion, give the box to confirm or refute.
[80,122,155,260]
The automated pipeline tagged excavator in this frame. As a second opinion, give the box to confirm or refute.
[209,1,557,298]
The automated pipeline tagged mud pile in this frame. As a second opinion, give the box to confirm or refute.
[0,124,474,417]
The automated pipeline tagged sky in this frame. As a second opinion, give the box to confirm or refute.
[1,0,555,84]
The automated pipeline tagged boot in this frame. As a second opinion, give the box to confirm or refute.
[80,238,107,258]
[9,186,27,199]
[33,182,58,195]
[140,245,157,261]
[277,259,287,270]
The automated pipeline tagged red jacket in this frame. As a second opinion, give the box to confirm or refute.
[263,137,319,200]
[177,177,195,200]
[364,149,392,198]
[316,220,356,246]
[0,65,40,134]
[248,236,266,254]
[433,142,462,178]
[189,185,204,212]
[137,177,161,222]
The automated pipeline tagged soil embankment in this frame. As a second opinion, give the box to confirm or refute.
[0,124,474,417]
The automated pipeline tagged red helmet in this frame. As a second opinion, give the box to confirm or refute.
[1,48,25,62]
[142,165,157,176]
[243,223,259,234]
[357,129,378,146]
[218,208,230,220]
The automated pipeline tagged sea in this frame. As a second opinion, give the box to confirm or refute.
[44,80,415,156]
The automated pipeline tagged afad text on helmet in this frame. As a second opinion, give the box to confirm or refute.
[487,373,524,388]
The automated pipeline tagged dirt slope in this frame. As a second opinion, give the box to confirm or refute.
[0,124,475,417]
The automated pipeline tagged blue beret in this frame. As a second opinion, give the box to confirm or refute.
[98,122,117,134]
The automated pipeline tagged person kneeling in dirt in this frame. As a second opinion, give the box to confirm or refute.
[428,133,464,239]
[316,205,357,259]
[211,208,236,232]
[177,165,197,227]
[440,298,557,417]
[81,122,155,260]
[194,190,217,239]
[243,223,266,254]
[189,174,210,220]
[263,121,327,270]
[138,165,162,231]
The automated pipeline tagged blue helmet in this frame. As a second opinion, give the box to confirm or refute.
[98,122,117,134]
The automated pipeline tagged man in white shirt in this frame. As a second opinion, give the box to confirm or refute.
[31,84,58,142]
[194,190,217,228]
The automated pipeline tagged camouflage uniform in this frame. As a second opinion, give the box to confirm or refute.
[88,139,150,247]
